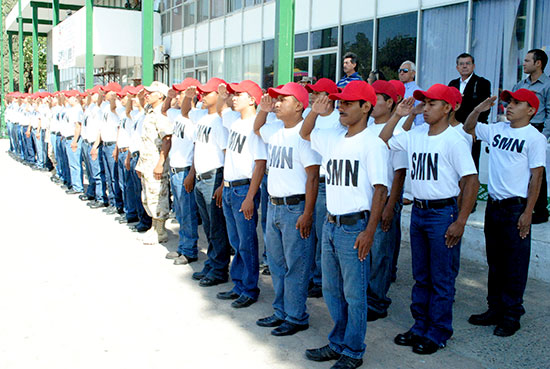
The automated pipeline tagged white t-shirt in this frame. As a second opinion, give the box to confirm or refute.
[475,122,547,199]
[65,105,83,138]
[388,124,477,200]
[260,120,322,197]
[189,108,228,175]
[99,102,119,142]
[308,110,343,178]
[50,106,61,133]
[453,123,473,150]
[116,107,132,149]
[57,106,73,137]
[84,103,101,143]
[222,110,268,181]
[311,127,389,214]
[167,108,195,168]
[129,110,145,154]
[367,123,408,194]
[38,104,50,131]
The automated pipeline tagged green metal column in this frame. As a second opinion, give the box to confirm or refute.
[52,0,60,91]
[274,0,295,86]
[8,35,14,92]
[18,0,25,92]
[142,0,154,85]
[85,0,93,89]
[32,5,39,92]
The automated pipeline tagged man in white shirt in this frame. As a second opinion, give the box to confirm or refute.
[380,84,479,355]
[64,90,85,195]
[301,80,389,369]
[464,89,546,337]
[253,82,321,337]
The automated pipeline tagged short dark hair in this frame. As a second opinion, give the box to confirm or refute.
[343,52,359,70]
[368,69,386,82]
[528,49,548,71]
[380,93,396,111]
[456,53,475,64]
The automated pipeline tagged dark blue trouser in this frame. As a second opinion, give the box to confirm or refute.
[101,143,123,209]
[485,200,530,322]
[260,174,269,265]
[311,181,326,286]
[129,153,152,227]
[409,202,460,346]
[170,168,199,257]
[117,151,131,215]
[223,183,261,300]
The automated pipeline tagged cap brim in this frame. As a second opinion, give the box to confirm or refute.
[500,90,513,102]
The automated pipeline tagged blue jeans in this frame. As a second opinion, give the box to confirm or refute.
[129,153,152,227]
[485,200,530,322]
[32,128,44,168]
[23,126,35,163]
[311,181,326,286]
[117,151,131,215]
[194,170,230,280]
[266,200,315,325]
[259,174,269,265]
[58,137,71,186]
[368,200,402,314]
[7,121,15,152]
[17,125,25,159]
[84,142,108,202]
[65,138,84,192]
[223,183,260,300]
[101,143,123,209]
[170,168,199,257]
[51,133,62,178]
[409,202,460,346]
[323,216,369,359]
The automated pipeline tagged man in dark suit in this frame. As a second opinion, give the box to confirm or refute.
[448,53,492,170]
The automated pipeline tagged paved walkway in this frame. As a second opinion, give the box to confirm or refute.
[0,139,548,369]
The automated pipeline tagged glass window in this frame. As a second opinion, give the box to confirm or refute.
[377,12,417,80]
[184,56,195,69]
[341,20,373,80]
[184,71,195,79]
[263,39,275,89]
[210,49,224,78]
[196,52,208,67]
[227,0,242,12]
[172,4,183,31]
[211,0,224,18]
[310,27,338,50]
[313,53,337,82]
[225,46,242,82]
[197,0,209,22]
[171,58,183,84]
[161,13,171,34]
[243,42,262,84]
[184,2,196,27]
[294,56,309,82]
[295,33,308,52]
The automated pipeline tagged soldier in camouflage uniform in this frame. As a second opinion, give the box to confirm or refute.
[135,82,174,244]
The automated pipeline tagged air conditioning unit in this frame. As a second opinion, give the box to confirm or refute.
[104,58,115,72]
[153,46,167,65]
[133,64,142,79]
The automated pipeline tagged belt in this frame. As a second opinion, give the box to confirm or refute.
[488,196,527,207]
[224,178,250,188]
[196,167,223,181]
[66,136,74,140]
[413,197,457,209]
[102,141,116,146]
[131,151,139,158]
[270,194,306,205]
[327,211,369,226]
[319,176,326,184]
[171,166,191,174]
[118,147,129,153]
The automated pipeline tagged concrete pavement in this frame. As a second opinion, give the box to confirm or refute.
[0,139,548,369]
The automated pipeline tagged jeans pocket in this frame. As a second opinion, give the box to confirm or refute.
[340,218,367,235]
[232,184,249,198]
[286,202,305,214]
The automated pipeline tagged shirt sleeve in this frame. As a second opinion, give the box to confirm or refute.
[474,122,491,143]
[166,108,181,124]
[388,130,409,152]
[366,138,390,187]
[248,130,268,161]
[213,119,229,150]
[189,108,206,124]
[310,127,335,158]
[528,131,548,169]
[449,138,478,178]
[156,113,174,139]
[298,137,322,168]
[221,109,240,130]
[259,120,283,143]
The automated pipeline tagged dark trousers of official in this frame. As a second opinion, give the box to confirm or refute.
[484,200,530,322]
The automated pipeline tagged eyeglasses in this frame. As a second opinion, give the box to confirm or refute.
[398,68,410,73]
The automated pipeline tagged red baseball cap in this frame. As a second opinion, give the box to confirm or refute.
[101,82,122,93]
[173,77,201,92]
[228,80,263,105]
[501,89,540,116]
[328,80,377,107]
[372,80,398,103]
[389,80,406,99]
[268,82,309,109]
[64,90,80,97]
[197,78,227,94]
[117,85,133,97]
[305,78,339,94]
[448,86,462,110]
[413,84,455,105]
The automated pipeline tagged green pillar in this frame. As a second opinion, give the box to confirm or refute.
[85,0,93,89]
[52,0,60,91]
[32,5,39,92]
[8,35,14,92]
[18,0,25,92]
[274,0,295,86]
[142,0,154,85]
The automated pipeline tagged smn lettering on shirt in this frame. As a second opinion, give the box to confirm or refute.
[228,131,247,153]
[196,124,211,143]
[326,159,359,187]
[491,134,525,154]
[411,153,438,181]
[268,145,293,169]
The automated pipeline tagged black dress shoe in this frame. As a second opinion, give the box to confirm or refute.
[412,337,441,355]
[308,284,323,298]
[261,266,271,276]
[394,330,421,346]
[305,345,341,362]
[125,217,139,224]
[367,309,388,322]
[494,319,520,337]
[216,291,239,300]
[131,223,152,232]
[79,194,94,201]
[271,321,309,336]
[256,314,284,327]
[231,295,256,309]
[199,276,228,287]
[468,310,502,326]
[331,355,363,369]
[192,271,207,281]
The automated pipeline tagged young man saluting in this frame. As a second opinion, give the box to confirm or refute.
[464,90,546,337]
[301,80,389,369]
